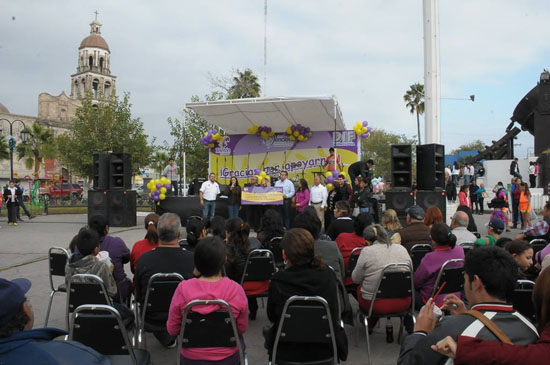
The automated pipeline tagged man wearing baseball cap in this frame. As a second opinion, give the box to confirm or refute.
[0,278,110,364]
[391,205,432,252]
[474,218,504,247]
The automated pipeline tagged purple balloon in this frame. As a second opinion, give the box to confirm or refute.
[156,183,162,189]
[362,132,369,138]
[254,168,261,175]
[362,121,368,127]
[326,176,334,184]
[165,184,172,191]
[344,178,348,183]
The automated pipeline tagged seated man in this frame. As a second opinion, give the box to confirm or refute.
[392,205,432,252]
[450,211,477,246]
[474,218,503,247]
[398,246,539,365]
[0,278,110,364]
[135,213,194,348]
[326,201,354,241]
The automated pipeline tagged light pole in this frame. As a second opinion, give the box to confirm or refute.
[0,118,30,180]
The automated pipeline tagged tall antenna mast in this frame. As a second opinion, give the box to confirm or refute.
[263,0,267,97]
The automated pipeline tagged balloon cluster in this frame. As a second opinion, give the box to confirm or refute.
[147,177,172,204]
[353,121,372,138]
[248,124,275,139]
[285,124,313,142]
[324,171,348,191]
[372,177,385,194]
[201,130,223,149]
[253,169,271,184]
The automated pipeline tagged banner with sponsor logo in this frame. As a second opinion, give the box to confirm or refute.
[210,130,359,185]
[241,186,283,205]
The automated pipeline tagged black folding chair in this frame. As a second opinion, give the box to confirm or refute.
[66,273,112,330]
[410,244,433,272]
[178,238,190,250]
[512,279,536,324]
[357,263,414,365]
[177,299,245,365]
[44,247,69,327]
[344,247,363,294]
[461,243,474,256]
[240,249,277,297]
[266,237,284,268]
[136,272,184,349]
[473,232,481,239]
[431,259,465,298]
[70,304,150,365]
[530,239,547,258]
[271,296,340,365]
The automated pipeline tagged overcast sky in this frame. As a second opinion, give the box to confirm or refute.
[1,1,549,157]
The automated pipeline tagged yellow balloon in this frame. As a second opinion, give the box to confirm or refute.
[257,176,263,184]
[340,171,347,177]
[326,183,333,191]
[160,187,167,194]
[159,193,166,200]
[289,135,296,141]
[326,172,332,178]
[260,171,267,177]
[298,135,305,141]
[286,126,292,134]
[165,179,171,185]
[361,127,368,133]
[148,192,152,198]
[293,131,299,137]
[150,186,157,192]
[261,131,268,138]
[204,131,208,136]
[159,177,166,185]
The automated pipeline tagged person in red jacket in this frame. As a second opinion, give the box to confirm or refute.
[431,266,550,363]
[130,213,159,273]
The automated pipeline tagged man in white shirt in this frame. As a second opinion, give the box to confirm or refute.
[199,173,220,219]
[309,174,328,226]
[162,158,180,196]
[450,211,477,246]
[274,170,295,229]
[463,163,471,185]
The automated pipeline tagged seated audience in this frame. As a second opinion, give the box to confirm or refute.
[504,240,536,280]
[256,209,285,246]
[352,225,412,330]
[88,215,132,303]
[130,213,159,273]
[326,200,354,240]
[186,217,208,251]
[167,236,248,364]
[424,206,443,228]
[134,213,194,347]
[450,211,477,246]
[398,246,539,365]
[335,212,372,285]
[206,215,226,242]
[516,201,550,264]
[264,228,348,362]
[0,278,110,364]
[474,218,503,247]
[382,209,403,238]
[414,224,465,307]
[495,236,512,248]
[431,264,550,364]
[392,205,432,251]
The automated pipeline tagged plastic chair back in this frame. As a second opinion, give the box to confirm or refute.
[410,244,433,272]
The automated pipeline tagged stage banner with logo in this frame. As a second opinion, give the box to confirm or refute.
[241,186,283,205]
[209,130,359,185]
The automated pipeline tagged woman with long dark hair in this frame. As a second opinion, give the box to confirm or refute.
[186,217,208,251]
[130,213,159,273]
[295,178,310,213]
[257,209,285,246]
[225,176,241,219]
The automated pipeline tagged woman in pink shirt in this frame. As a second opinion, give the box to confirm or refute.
[458,185,471,209]
[167,236,248,364]
[294,179,310,213]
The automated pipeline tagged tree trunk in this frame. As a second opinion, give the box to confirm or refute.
[416,111,421,145]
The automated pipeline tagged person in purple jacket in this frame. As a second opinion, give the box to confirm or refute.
[413,223,464,308]
[89,215,132,303]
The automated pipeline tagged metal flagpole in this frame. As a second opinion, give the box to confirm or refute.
[423,0,441,144]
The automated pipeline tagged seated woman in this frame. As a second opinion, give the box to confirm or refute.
[207,215,226,241]
[424,206,443,228]
[335,212,372,286]
[382,209,402,239]
[414,223,465,307]
[264,228,348,362]
[130,213,159,273]
[505,240,536,280]
[432,266,550,364]
[224,218,263,320]
[185,217,208,252]
[351,224,412,329]
[167,236,248,365]
[256,209,285,246]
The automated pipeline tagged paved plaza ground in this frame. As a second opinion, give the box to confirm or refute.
[0,210,525,364]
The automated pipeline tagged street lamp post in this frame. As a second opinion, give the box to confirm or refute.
[0,118,30,180]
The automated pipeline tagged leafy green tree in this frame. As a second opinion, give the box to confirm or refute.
[15,122,56,175]
[0,136,9,161]
[56,93,153,179]
[361,128,417,180]
[451,140,486,154]
[228,68,261,99]
[150,151,170,178]
[403,83,425,144]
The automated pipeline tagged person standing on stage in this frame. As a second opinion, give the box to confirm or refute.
[225,176,241,219]
[348,159,374,189]
[310,174,328,226]
[162,158,180,196]
[323,147,342,173]
[4,180,21,226]
[275,171,295,229]
[200,173,220,220]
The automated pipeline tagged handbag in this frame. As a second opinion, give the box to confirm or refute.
[481,191,489,199]
[462,310,513,344]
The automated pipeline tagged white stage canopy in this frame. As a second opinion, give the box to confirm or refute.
[185,96,345,134]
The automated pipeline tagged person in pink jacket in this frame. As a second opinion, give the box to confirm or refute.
[458,185,472,209]
[294,179,310,213]
[167,236,248,364]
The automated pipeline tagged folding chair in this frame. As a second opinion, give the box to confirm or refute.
[70,304,150,365]
[344,247,363,294]
[461,243,474,256]
[266,237,284,268]
[512,279,536,324]
[431,259,465,298]
[66,273,112,330]
[44,247,69,327]
[270,296,340,365]
[357,263,414,365]
[240,249,277,298]
[410,244,433,272]
[136,272,184,349]
[530,239,547,257]
[177,299,245,365]
[473,232,481,239]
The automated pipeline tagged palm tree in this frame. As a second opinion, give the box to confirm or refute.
[15,123,55,175]
[228,69,261,99]
[150,151,170,178]
[403,83,425,144]
[0,136,9,161]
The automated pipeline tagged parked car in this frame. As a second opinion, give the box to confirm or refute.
[41,183,83,201]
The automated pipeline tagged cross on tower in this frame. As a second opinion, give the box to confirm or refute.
[94,10,99,20]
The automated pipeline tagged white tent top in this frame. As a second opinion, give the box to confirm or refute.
[185,95,345,134]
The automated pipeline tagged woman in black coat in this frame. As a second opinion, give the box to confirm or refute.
[3,180,21,226]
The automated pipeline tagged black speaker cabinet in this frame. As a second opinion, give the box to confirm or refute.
[109,153,132,190]
[92,153,110,190]
[416,190,446,221]
[88,190,109,218]
[108,190,136,227]
[385,190,415,226]
[417,144,445,190]
[391,145,412,190]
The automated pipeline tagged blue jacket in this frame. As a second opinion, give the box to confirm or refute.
[0,328,110,365]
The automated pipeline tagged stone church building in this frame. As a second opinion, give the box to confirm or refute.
[0,18,116,185]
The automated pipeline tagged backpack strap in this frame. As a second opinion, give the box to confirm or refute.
[462,310,513,344]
